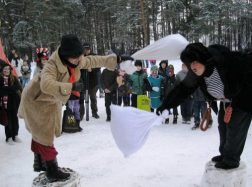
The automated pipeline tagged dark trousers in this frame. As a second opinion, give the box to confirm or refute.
[218,102,252,165]
[193,101,207,124]
[5,115,19,139]
[89,86,98,114]
[180,98,193,121]
[105,92,117,117]
[131,94,137,108]
[118,95,130,106]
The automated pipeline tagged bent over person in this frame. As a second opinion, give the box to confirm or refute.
[157,43,252,170]
[18,34,132,182]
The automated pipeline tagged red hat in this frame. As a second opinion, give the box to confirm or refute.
[36,48,49,60]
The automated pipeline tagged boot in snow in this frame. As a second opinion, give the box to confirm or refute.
[191,123,200,130]
[33,153,46,172]
[45,159,70,182]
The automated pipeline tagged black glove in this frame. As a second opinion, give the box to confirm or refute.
[72,82,84,91]
[120,55,134,62]
[156,105,166,116]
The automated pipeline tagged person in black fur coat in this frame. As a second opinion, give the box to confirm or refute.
[157,43,252,170]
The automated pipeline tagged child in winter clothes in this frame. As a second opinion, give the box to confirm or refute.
[166,65,179,124]
[117,69,130,106]
[127,60,148,108]
[20,60,31,87]
[101,67,118,121]
[146,65,164,112]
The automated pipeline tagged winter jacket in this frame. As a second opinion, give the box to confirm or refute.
[128,70,148,95]
[0,76,22,135]
[18,49,118,146]
[160,47,252,115]
[147,75,164,109]
[100,68,118,93]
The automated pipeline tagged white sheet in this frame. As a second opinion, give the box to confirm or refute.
[110,105,168,157]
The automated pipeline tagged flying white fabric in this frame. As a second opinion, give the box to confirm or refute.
[132,34,189,60]
[110,105,169,157]
[119,60,136,75]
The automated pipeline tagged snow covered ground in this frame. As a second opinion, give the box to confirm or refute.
[0,61,252,187]
[1,98,252,187]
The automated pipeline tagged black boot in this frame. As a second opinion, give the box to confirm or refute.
[106,116,111,122]
[33,153,46,172]
[211,155,223,162]
[92,112,100,119]
[76,120,82,132]
[165,118,169,124]
[191,122,200,130]
[45,159,70,182]
[215,160,239,170]
[173,115,177,124]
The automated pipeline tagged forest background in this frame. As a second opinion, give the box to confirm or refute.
[0,0,251,59]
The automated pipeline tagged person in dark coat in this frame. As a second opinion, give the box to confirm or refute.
[101,67,118,121]
[157,42,252,170]
[166,65,178,124]
[191,87,208,130]
[0,62,22,143]
[79,43,101,119]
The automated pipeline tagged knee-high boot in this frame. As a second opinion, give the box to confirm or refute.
[33,153,46,172]
[45,159,70,182]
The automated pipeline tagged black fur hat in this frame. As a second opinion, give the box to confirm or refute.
[180,43,212,66]
[59,34,83,58]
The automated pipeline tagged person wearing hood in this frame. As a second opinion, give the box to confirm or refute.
[157,42,252,170]
[18,34,133,182]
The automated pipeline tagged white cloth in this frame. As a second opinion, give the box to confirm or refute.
[110,105,168,157]
[132,34,189,60]
[152,86,160,92]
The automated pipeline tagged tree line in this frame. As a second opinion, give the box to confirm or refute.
[0,0,251,58]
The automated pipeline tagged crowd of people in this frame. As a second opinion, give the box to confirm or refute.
[0,34,251,182]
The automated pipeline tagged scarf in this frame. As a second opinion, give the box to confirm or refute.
[68,67,80,97]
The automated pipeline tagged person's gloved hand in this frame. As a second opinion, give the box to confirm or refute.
[119,55,134,62]
[156,105,166,116]
[152,87,160,92]
[72,82,84,91]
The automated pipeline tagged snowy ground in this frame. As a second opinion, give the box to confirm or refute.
[1,98,252,187]
[0,61,252,187]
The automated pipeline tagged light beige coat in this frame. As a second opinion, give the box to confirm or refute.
[18,49,117,146]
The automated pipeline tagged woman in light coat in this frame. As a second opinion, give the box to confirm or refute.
[18,34,128,182]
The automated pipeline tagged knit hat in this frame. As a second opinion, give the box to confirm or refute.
[168,64,174,69]
[134,60,142,67]
[59,34,83,58]
[151,65,158,71]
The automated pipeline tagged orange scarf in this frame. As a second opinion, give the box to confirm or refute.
[68,67,80,97]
